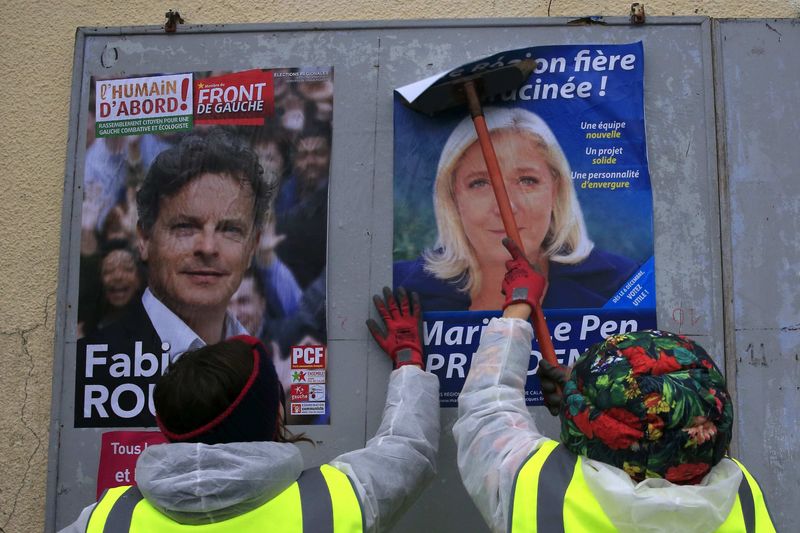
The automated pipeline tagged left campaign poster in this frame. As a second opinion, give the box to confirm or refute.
[75,68,333,429]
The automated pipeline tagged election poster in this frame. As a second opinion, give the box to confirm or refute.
[75,67,333,428]
[393,42,657,407]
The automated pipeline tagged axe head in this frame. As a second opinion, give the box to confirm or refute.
[403,59,536,116]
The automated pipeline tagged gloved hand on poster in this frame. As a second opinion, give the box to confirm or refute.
[501,237,547,311]
[366,286,425,369]
[537,359,571,416]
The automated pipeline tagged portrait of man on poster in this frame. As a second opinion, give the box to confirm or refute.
[133,128,274,353]
[76,128,276,426]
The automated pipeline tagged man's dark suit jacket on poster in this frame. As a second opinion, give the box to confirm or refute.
[75,298,163,428]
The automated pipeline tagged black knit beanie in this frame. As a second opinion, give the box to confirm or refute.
[156,335,282,445]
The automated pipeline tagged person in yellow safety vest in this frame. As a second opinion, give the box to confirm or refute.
[60,287,439,533]
[453,238,776,533]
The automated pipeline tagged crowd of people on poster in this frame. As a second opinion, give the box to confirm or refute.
[76,67,334,427]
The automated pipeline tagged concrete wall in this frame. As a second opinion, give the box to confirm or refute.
[1,2,798,532]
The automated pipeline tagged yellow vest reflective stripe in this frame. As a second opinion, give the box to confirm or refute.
[716,458,777,533]
[86,485,143,533]
[509,439,614,532]
[509,440,776,533]
[86,464,364,533]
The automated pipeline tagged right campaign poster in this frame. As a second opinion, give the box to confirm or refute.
[393,42,657,407]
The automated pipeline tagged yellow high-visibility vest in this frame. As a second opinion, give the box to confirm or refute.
[86,464,364,532]
[509,439,776,533]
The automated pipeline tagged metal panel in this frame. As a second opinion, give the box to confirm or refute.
[714,18,800,530]
[50,26,381,531]
[370,18,721,533]
[44,28,89,533]
[49,18,724,532]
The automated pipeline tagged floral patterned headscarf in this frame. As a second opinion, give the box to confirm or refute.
[560,330,733,485]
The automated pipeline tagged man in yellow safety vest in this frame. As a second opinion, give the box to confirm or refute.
[453,238,775,532]
[61,287,438,532]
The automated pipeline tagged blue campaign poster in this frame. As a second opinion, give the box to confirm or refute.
[393,42,656,406]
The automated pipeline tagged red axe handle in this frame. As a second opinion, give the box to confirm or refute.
[464,81,559,368]
[530,306,558,368]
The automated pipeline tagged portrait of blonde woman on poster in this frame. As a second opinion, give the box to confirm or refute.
[394,106,639,311]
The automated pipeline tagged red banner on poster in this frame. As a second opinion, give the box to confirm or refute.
[290,345,326,370]
[96,431,168,499]
[194,69,274,125]
[290,383,310,402]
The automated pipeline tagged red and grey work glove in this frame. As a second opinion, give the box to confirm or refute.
[366,286,424,368]
[537,359,571,416]
[501,238,546,310]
